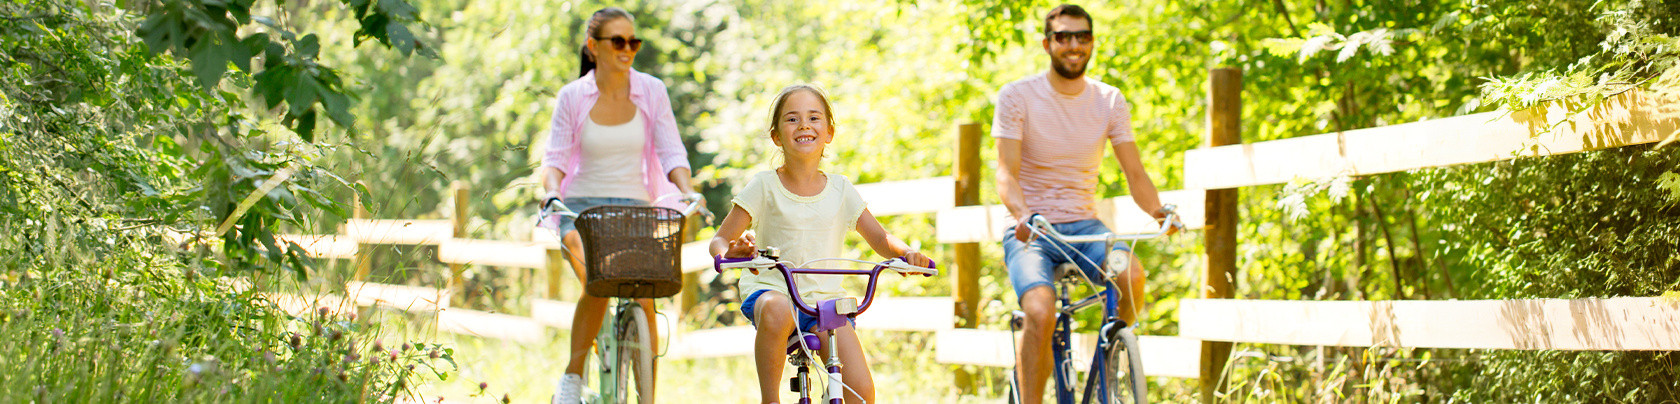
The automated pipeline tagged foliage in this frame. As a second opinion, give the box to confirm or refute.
[0,0,452,401]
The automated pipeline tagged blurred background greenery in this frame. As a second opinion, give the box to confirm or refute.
[2,0,1676,401]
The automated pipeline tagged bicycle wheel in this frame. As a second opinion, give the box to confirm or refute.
[611,305,655,403]
[1102,326,1147,404]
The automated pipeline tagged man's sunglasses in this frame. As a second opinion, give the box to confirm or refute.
[1049,30,1094,45]
[593,35,643,51]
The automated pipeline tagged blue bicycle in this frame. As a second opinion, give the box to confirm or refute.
[1008,205,1181,404]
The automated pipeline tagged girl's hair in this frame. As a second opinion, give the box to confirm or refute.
[765,84,836,138]
[579,7,635,78]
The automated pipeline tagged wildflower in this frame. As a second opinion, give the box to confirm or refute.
[502,394,510,404]
[402,342,411,352]
[373,339,384,352]
[478,382,487,391]
[389,350,399,361]
[428,349,440,359]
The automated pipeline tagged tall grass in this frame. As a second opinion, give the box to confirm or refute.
[0,215,451,403]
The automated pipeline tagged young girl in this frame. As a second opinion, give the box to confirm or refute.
[709,84,932,404]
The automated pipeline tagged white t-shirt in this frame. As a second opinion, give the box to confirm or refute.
[565,112,649,200]
[732,170,868,302]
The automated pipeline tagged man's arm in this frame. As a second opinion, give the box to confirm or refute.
[1112,141,1165,218]
[997,138,1035,241]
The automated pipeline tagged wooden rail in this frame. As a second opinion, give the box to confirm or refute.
[1182,90,1680,190]
[1179,297,1680,351]
[934,329,1202,378]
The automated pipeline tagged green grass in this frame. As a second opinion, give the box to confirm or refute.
[0,229,450,403]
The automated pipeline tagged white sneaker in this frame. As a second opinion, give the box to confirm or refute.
[553,373,583,404]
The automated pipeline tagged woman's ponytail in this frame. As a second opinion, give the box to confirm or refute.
[578,45,594,78]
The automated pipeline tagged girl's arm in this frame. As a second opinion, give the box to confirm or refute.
[853,209,932,268]
[709,205,756,258]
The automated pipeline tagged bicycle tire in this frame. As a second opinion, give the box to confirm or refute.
[1102,327,1147,404]
[613,306,655,403]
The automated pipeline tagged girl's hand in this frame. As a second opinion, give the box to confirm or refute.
[723,233,759,274]
[902,250,932,269]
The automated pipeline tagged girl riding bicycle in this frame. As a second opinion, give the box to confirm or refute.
[709,84,932,404]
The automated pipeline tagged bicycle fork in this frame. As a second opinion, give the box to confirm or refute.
[789,331,845,404]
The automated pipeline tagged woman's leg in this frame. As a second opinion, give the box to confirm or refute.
[634,297,658,399]
[830,325,875,404]
[752,291,796,404]
[563,230,610,376]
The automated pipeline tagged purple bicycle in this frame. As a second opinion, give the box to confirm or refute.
[713,248,937,404]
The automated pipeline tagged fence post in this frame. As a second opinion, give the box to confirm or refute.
[1200,67,1242,403]
[546,249,567,299]
[351,181,373,282]
[680,214,702,318]
[954,123,982,329]
[448,181,468,306]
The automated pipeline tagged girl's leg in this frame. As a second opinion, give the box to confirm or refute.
[635,297,659,399]
[752,291,797,404]
[829,325,875,404]
[563,230,610,376]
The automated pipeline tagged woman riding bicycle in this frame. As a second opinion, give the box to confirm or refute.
[540,7,698,403]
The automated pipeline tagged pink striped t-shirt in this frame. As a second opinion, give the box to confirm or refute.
[992,72,1136,224]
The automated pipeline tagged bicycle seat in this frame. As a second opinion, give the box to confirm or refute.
[786,332,822,355]
[1054,263,1083,282]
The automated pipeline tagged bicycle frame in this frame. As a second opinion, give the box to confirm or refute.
[715,251,937,404]
[1021,206,1181,404]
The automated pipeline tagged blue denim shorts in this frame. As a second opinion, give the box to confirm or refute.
[1002,218,1131,299]
[740,289,854,332]
[553,196,648,236]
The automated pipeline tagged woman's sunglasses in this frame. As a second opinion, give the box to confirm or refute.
[593,35,643,51]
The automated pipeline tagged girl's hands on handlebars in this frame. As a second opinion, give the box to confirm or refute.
[901,250,933,270]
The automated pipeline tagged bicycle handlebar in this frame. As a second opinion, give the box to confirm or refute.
[1029,204,1183,245]
[538,192,711,225]
[712,253,938,319]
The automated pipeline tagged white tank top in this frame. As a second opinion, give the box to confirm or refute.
[565,111,649,200]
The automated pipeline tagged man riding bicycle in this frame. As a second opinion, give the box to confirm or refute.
[992,4,1173,403]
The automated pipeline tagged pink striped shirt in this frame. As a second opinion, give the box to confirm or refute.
[541,69,690,208]
[993,73,1136,223]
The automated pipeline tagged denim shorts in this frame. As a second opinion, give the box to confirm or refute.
[553,196,648,236]
[740,289,853,332]
[1002,218,1131,299]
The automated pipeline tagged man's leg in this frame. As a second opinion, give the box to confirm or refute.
[1016,285,1057,404]
[1004,227,1059,404]
[1115,251,1146,325]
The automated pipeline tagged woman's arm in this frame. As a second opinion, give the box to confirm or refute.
[666,167,695,194]
[854,209,931,267]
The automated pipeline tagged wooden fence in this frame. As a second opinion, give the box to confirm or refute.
[274,68,1680,400]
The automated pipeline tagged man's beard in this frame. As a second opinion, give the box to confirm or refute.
[1052,56,1087,79]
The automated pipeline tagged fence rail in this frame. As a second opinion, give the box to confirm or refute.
[272,71,1679,400]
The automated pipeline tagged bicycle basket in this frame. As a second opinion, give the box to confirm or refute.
[574,205,688,298]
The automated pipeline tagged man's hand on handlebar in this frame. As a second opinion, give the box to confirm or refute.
[1014,213,1038,243]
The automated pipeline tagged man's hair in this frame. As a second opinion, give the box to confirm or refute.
[1043,4,1094,38]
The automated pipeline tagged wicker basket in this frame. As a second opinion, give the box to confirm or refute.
[574,205,687,298]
